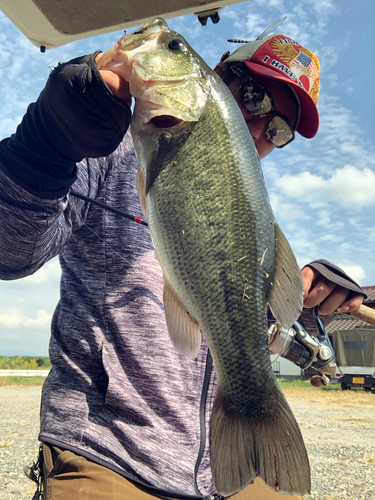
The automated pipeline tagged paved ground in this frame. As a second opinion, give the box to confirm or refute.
[0,386,374,499]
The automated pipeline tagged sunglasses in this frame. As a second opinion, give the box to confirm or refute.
[230,64,295,148]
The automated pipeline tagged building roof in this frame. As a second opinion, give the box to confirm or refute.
[326,312,375,333]
[363,285,375,303]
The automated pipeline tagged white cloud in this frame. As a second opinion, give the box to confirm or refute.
[270,193,311,221]
[221,8,239,21]
[253,0,285,9]
[21,259,61,285]
[337,260,366,285]
[317,98,375,170]
[274,165,375,209]
[238,12,267,38]
[315,209,331,227]
[0,309,52,328]
[319,233,344,242]
[309,0,337,18]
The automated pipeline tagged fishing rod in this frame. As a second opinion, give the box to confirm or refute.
[70,190,148,227]
[70,191,375,342]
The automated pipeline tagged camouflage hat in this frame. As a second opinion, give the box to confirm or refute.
[225,34,320,138]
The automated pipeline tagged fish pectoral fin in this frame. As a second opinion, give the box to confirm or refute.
[267,222,304,328]
[163,278,201,358]
[145,131,172,194]
[210,388,311,497]
[136,167,147,217]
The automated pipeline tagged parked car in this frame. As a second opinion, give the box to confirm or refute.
[329,328,375,392]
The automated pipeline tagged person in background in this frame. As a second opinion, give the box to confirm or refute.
[0,27,365,500]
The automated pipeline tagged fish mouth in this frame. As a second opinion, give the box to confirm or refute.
[150,115,182,128]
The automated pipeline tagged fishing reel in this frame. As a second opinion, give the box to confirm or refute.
[268,305,336,386]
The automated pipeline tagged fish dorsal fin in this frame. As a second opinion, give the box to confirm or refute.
[267,223,304,328]
[136,167,147,217]
[163,278,201,358]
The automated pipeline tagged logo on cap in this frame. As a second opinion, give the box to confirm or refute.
[260,36,320,105]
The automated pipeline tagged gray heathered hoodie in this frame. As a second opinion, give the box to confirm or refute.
[0,132,219,499]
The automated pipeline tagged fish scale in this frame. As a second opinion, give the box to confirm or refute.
[147,84,276,402]
[98,17,309,497]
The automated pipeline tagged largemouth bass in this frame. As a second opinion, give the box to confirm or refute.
[98,19,310,497]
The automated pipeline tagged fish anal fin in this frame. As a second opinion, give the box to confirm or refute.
[267,222,304,328]
[210,388,311,497]
[136,167,147,217]
[163,278,201,358]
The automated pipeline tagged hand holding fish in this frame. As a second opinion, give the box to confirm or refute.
[95,52,132,105]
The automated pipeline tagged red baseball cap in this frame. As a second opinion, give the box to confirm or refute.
[225,34,320,138]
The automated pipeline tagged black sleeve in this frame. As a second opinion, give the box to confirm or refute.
[0,51,131,199]
[302,259,367,298]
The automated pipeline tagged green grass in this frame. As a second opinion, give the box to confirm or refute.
[0,355,50,387]
[0,355,51,369]
[277,378,311,389]
[0,376,46,387]
[278,377,375,408]
[277,377,371,392]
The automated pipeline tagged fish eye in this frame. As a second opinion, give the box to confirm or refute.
[168,39,185,51]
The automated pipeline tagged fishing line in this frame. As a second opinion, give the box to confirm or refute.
[82,223,130,265]
[70,190,148,263]
[26,49,84,79]
[25,33,122,80]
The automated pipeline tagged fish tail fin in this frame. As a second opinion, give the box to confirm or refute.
[210,388,311,497]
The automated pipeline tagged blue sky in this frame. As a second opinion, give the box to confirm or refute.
[0,0,374,356]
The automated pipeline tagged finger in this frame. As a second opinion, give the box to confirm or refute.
[319,286,349,315]
[96,53,132,104]
[100,69,132,103]
[338,293,364,313]
[301,266,319,298]
[303,276,336,309]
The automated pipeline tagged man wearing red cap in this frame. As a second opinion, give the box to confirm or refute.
[211,35,363,319]
[215,34,320,158]
[0,28,365,500]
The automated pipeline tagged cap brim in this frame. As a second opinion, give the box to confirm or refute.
[243,61,319,139]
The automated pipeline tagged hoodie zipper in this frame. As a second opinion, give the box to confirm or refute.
[194,349,213,496]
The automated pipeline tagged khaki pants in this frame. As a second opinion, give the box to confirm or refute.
[42,444,302,500]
